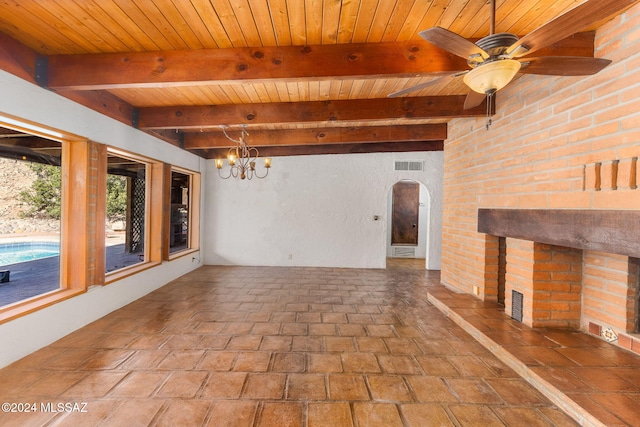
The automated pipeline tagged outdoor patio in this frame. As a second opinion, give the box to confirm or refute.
[0,242,142,307]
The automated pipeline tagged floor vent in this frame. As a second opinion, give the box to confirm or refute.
[394,160,424,172]
[393,247,416,258]
[512,290,523,322]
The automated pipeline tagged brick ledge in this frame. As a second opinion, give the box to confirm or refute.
[427,287,606,427]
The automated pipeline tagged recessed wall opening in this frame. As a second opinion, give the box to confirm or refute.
[498,236,506,306]
[632,257,640,333]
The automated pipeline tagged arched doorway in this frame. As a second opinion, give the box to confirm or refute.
[386,180,430,264]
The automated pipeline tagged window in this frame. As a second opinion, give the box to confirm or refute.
[105,150,150,273]
[0,113,88,323]
[170,170,189,253]
[0,113,199,323]
[169,168,200,255]
[0,129,62,308]
[102,148,168,282]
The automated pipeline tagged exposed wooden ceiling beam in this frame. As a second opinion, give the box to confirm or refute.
[184,124,447,149]
[44,33,596,90]
[61,89,136,127]
[46,41,465,90]
[0,135,59,148]
[198,140,444,159]
[0,27,599,160]
[0,32,39,84]
[146,129,184,148]
[138,96,484,130]
[0,32,136,128]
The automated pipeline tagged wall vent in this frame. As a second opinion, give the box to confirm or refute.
[393,247,416,258]
[512,290,523,322]
[394,160,424,172]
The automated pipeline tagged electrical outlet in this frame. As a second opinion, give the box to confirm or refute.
[473,286,480,296]
[288,254,293,260]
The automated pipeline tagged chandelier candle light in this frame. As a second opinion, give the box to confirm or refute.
[215,126,271,180]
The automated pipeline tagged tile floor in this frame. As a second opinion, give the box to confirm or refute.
[428,285,640,427]
[0,260,600,426]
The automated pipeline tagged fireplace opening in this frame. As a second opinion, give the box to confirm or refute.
[633,258,640,333]
[498,236,506,306]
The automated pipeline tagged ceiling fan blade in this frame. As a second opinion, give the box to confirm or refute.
[464,90,486,109]
[506,0,639,58]
[419,27,489,60]
[387,72,466,98]
[519,56,612,76]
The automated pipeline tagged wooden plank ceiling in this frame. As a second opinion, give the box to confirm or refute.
[0,0,630,158]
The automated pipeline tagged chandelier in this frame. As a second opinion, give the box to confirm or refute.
[214,126,271,180]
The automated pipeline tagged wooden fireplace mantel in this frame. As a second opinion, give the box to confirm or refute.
[478,209,640,258]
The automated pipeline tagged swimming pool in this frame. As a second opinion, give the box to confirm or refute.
[0,242,60,265]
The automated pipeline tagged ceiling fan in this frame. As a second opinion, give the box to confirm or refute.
[389,0,636,113]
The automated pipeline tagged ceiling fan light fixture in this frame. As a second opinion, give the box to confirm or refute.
[463,59,521,94]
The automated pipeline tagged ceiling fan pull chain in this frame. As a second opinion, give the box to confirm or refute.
[485,92,493,130]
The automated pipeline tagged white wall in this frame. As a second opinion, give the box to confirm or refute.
[205,151,443,269]
[0,70,205,368]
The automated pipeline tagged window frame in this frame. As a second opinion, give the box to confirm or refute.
[0,113,201,323]
[103,147,163,284]
[0,113,86,324]
[166,166,200,260]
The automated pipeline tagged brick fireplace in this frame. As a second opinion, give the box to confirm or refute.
[503,239,583,328]
[439,3,640,356]
[478,209,640,349]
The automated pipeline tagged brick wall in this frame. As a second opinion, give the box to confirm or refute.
[539,246,583,328]
[583,251,636,330]
[442,3,640,339]
[504,240,582,328]
[503,238,535,323]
